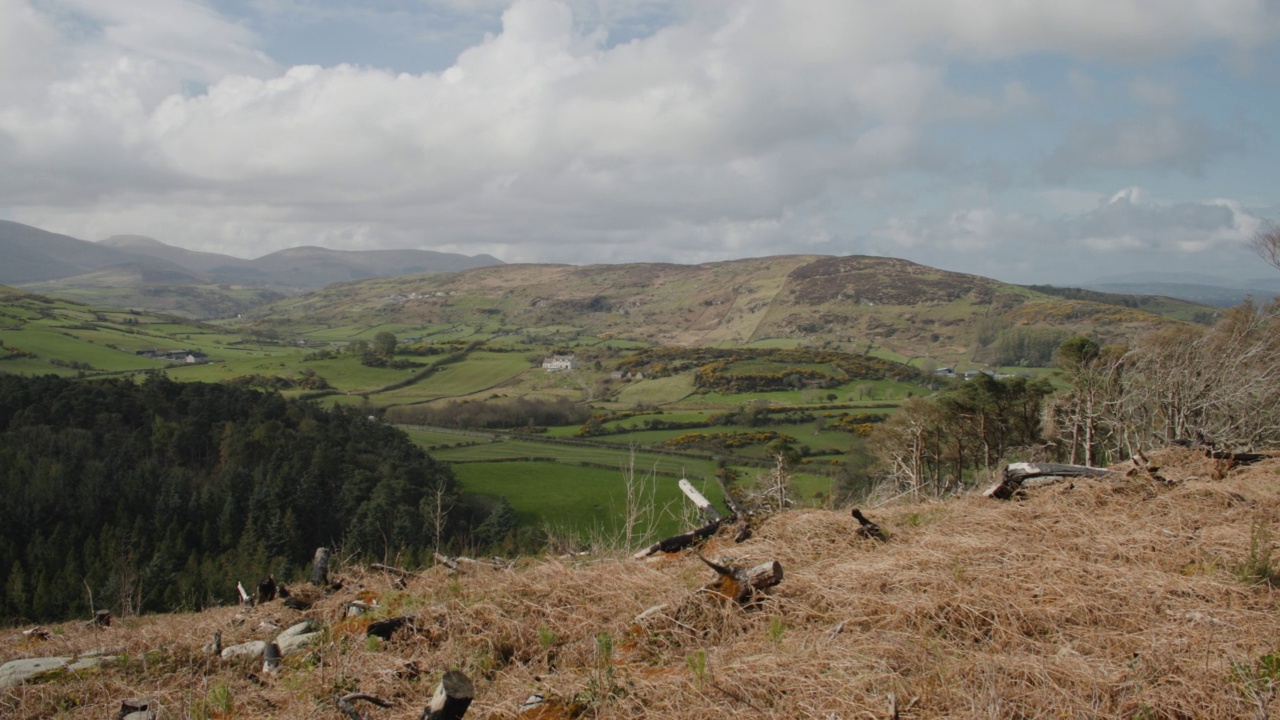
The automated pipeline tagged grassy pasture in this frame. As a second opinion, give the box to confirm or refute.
[451,460,723,540]
[613,375,694,405]
[375,351,532,404]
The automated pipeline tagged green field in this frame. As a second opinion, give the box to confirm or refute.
[451,460,722,542]
[0,288,905,540]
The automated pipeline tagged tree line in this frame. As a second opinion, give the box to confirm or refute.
[0,374,461,624]
[865,299,1280,498]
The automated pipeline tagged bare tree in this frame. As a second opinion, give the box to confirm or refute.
[1120,301,1280,450]
[1252,222,1280,272]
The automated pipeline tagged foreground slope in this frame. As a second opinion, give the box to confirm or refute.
[4,448,1278,719]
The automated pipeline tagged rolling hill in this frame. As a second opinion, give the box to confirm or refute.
[2,221,504,317]
[250,254,1212,364]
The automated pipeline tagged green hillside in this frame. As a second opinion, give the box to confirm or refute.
[243,254,1210,367]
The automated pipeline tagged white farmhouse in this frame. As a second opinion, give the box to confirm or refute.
[542,354,578,372]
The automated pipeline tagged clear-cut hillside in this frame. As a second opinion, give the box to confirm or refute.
[2,448,1277,719]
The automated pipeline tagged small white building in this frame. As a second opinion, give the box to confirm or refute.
[542,354,578,372]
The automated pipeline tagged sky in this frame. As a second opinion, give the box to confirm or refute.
[2,0,1279,285]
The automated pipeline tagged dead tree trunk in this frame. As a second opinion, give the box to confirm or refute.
[420,671,474,720]
[311,547,331,586]
[982,462,1111,500]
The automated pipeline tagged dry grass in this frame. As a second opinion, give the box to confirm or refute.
[6,450,1280,719]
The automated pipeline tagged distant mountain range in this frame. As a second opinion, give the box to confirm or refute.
[0,220,502,290]
[1082,271,1280,307]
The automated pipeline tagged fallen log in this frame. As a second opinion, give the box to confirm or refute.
[371,563,424,579]
[434,552,511,573]
[983,462,1111,500]
[421,670,474,720]
[633,517,725,559]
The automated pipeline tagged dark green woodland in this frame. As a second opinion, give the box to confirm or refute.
[0,374,459,623]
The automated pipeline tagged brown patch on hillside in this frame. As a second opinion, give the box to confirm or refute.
[786,256,994,305]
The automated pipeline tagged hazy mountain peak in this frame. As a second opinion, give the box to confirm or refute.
[100,234,168,249]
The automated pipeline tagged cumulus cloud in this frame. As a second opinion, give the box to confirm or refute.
[1040,114,1232,182]
[865,189,1266,283]
[0,0,1277,274]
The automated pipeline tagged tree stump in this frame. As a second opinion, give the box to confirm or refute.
[420,671,474,720]
[311,547,331,586]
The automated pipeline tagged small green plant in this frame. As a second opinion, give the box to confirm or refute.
[767,615,786,645]
[1235,518,1279,587]
[1231,648,1280,716]
[193,683,234,719]
[538,626,557,649]
[580,632,624,706]
[686,648,709,686]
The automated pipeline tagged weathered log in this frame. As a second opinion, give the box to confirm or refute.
[366,616,412,641]
[699,555,782,602]
[338,692,392,720]
[311,547,331,586]
[371,563,423,580]
[745,560,784,590]
[851,508,886,541]
[679,478,722,522]
[434,552,511,572]
[420,670,474,720]
[633,517,725,559]
[982,462,1111,500]
[1207,450,1270,465]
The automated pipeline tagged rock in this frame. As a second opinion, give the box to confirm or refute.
[220,640,268,660]
[277,631,320,656]
[0,657,72,689]
[0,655,108,690]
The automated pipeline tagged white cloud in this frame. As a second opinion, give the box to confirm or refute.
[1130,77,1180,108]
[865,189,1266,282]
[1041,114,1231,181]
[0,0,1277,276]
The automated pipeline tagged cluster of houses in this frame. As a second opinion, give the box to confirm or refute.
[135,349,208,364]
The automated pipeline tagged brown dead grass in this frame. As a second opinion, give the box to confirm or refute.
[6,450,1280,719]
